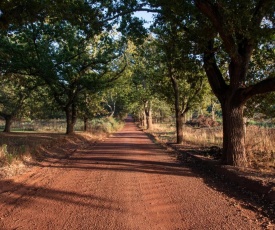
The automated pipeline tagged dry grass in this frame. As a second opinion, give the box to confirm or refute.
[149,123,275,172]
[246,126,275,172]
[147,123,176,143]
[0,132,64,177]
[0,117,124,178]
[0,131,112,178]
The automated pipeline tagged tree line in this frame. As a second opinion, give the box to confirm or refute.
[0,0,274,167]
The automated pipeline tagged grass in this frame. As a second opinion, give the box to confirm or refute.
[148,123,275,172]
[245,126,275,171]
[0,117,124,177]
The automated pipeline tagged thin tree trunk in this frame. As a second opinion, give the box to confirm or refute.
[176,111,184,144]
[145,107,152,130]
[144,101,152,130]
[147,113,152,129]
[142,111,146,129]
[83,117,88,132]
[3,115,13,133]
[65,103,77,135]
[243,117,247,143]
[173,84,184,144]
[211,100,216,121]
[170,74,184,144]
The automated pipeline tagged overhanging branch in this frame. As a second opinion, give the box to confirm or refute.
[242,77,275,102]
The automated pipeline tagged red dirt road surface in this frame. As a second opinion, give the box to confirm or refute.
[0,118,270,229]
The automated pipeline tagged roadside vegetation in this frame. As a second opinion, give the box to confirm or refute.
[0,0,274,174]
[0,117,123,177]
[145,120,275,173]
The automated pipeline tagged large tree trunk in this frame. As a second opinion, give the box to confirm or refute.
[202,39,250,167]
[214,89,248,167]
[3,115,13,133]
[222,101,247,167]
[65,103,77,135]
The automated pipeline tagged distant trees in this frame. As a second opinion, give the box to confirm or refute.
[152,22,209,144]
[129,39,160,130]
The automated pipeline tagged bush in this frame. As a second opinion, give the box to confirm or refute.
[89,117,123,134]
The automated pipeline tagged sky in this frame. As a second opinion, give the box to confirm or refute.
[133,11,155,28]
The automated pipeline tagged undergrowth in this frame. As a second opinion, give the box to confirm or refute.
[0,117,124,175]
[148,123,275,172]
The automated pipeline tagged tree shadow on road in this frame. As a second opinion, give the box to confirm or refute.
[0,179,121,211]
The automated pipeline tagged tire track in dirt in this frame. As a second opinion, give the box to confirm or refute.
[0,118,270,229]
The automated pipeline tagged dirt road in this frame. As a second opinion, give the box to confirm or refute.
[0,118,270,229]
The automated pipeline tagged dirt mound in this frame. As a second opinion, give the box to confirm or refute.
[186,115,221,127]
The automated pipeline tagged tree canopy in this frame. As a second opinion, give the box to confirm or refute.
[0,0,274,167]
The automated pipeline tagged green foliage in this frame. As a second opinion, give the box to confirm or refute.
[0,74,40,121]
[0,0,274,158]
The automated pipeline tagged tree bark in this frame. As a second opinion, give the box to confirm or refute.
[65,103,77,135]
[141,110,146,128]
[175,111,184,144]
[144,101,152,130]
[3,115,13,133]
[170,72,186,144]
[83,117,88,132]
[197,1,275,167]
[173,82,184,144]
[222,101,247,166]
[145,108,152,130]
[202,39,249,166]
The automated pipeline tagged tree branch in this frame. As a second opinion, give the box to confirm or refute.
[203,39,228,102]
[242,78,275,102]
[195,0,237,57]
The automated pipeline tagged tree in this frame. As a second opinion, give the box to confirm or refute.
[147,0,275,166]
[100,75,134,119]
[130,39,157,129]
[0,0,106,31]
[0,1,147,134]
[4,19,127,134]
[152,22,208,144]
[78,90,108,132]
[0,74,39,132]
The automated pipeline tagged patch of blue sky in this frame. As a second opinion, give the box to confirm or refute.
[133,11,155,28]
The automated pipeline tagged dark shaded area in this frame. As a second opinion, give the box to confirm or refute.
[0,179,121,211]
[186,158,275,224]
